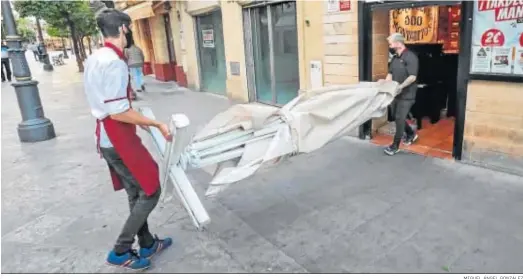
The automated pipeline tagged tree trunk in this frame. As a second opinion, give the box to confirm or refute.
[61,37,69,59]
[87,36,92,55]
[69,37,74,55]
[79,36,87,61]
[68,22,83,72]
[35,18,44,43]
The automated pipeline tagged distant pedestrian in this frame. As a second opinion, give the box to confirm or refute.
[83,8,173,271]
[29,42,39,61]
[37,43,44,61]
[1,41,12,82]
[124,36,146,96]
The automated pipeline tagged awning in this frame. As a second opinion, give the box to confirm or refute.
[123,1,155,21]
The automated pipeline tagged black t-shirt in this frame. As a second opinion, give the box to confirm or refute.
[388,49,419,100]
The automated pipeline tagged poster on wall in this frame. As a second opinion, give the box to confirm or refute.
[390,7,439,44]
[471,46,493,72]
[326,0,350,13]
[514,46,523,74]
[491,47,513,73]
[327,0,340,13]
[339,0,351,11]
[202,29,215,48]
[470,0,523,76]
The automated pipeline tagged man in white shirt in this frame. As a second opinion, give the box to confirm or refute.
[84,9,172,271]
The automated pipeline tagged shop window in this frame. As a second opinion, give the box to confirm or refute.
[283,29,297,54]
[469,1,523,77]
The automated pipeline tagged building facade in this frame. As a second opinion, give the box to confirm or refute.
[117,0,523,175]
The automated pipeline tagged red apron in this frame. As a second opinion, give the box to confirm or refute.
[95,42,160,197]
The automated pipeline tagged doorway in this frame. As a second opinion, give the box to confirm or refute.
[163,13,176,80]
[196,10,227,95]
[142,18,155,75]
[243,1,300,106]
[359,1,470,160]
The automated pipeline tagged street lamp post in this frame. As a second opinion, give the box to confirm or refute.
[1,1,56,142]
[35,18,53,71]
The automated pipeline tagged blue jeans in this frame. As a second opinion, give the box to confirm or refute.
[130,67,144,91]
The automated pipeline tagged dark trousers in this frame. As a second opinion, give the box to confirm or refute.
[391,99,415,147]
[33,51,39,61]
[1,58,11,81]
[100,147,160,254]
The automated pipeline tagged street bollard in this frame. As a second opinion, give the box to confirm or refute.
[1,1,56,142]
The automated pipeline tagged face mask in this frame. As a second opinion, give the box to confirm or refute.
[389,47,396,55]
[125,30,133,49]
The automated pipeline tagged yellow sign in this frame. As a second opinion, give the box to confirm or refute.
[390,7,439,44]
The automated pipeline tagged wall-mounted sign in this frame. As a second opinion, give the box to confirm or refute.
[389,7,439,44]
[339,0,351,11]
[230,62,240,76]
[514,46,523,75]
[202,29,215,48]
[470,0,523,76]
[310,60,323,89]
[326,0,351,13]
[437,5,461,54]
[327,0,340,13]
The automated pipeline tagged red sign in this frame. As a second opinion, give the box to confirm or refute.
[339,0,351,11]
[478,0,523,22]
[480,28,505,46]
[520,33,523,47]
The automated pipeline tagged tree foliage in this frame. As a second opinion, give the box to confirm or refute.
[16,18,36,42]
[74,4,98,38]
[46,25,69,38]
[14,1,98,71]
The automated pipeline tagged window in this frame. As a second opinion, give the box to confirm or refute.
[469,1,523,77]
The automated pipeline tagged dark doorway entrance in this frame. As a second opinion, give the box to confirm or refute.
[141,18,155,75]
[163,13,177,81]
[358,0,473,160]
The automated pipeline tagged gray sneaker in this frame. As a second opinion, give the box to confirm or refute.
[384,145,400,156]
[404,134,418,146]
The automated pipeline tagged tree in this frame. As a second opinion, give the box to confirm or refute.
[46,25,69,38]
[16,18,36,43]
[14,1,96,72]
[47,24,70,58]
[73,4,97,61]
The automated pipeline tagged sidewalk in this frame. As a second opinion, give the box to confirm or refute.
[2,53,523,273]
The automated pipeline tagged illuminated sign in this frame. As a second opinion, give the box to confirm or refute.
[389,7,439,44]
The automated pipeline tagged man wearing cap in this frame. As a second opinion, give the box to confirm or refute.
[84,9,173,270]
[384,33,419,156]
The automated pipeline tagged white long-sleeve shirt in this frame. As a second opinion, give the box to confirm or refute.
[83,47,130,148]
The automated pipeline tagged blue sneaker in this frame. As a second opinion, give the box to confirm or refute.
[106,249,150,271]
[139,235,173,259]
